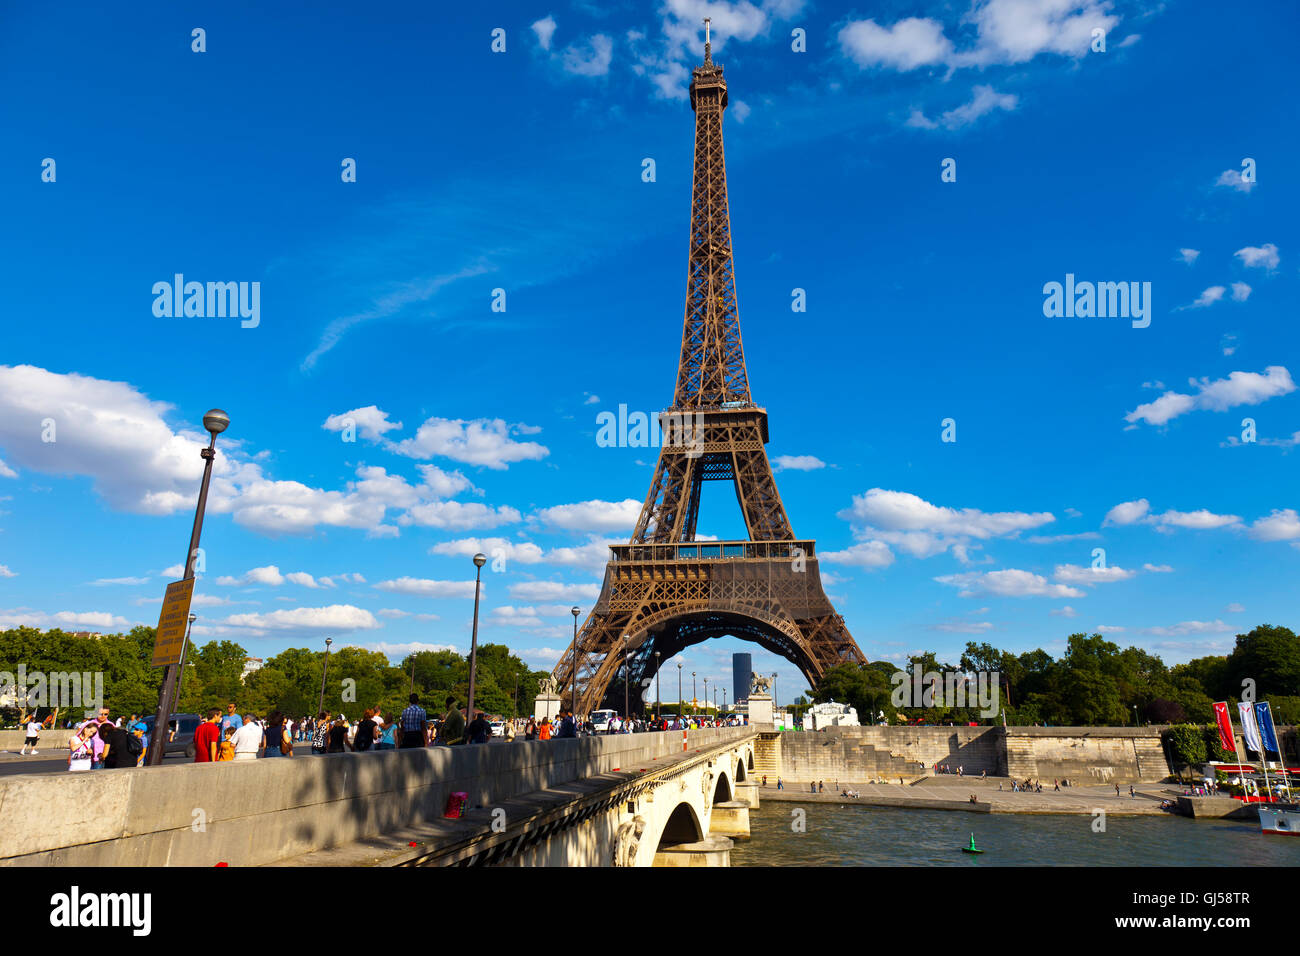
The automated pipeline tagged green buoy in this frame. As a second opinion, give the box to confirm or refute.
[961,833,983,854]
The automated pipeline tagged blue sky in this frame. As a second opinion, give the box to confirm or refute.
[0,0,1296,705]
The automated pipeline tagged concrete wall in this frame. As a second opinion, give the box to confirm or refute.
[0,729,68,750]
[772,726,1174,785]
[0,727,751,867]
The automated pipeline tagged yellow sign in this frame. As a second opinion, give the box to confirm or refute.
[151,578,196,667]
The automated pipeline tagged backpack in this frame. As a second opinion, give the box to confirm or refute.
[123,732,144,759]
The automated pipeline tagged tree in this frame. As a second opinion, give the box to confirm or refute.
[1225,625,1300,699]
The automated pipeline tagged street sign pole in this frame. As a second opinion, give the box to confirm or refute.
[145,412,226,767]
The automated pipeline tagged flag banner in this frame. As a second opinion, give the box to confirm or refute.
[1213,701,1235,752]
[1255,701,1282,755]
[1238,701,1264,754]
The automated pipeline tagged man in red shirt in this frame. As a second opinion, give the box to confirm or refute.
[193,708,223,762]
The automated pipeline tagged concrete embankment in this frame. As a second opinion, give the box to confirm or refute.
[758,777,1173,816]
[758,725,1177,786]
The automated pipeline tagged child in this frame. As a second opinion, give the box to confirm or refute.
[218,725,236,762]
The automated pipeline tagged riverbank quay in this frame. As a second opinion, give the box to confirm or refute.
[760,775,1174,816]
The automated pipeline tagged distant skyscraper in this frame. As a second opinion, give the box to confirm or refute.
[732,652,752,704]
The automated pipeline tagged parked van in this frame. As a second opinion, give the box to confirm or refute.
[141,713,203,757]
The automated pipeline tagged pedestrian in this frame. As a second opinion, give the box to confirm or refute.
[232,715,262,761]
[762,775,767,787]
[525,717,537,741]
[351,709,378,752]
[77,706,113,769]
[466,710,491,744]
[220,702,243,737]
[68,723,96,772]
[97,721,142,769]
[1129,785,1135,798]
[1115,784,1121,797]
[438,697,465,745]
[262,711,291,757]
[376,715,397,751]
[20,714,42,755]
[327,716,348,753]
[311,711,331,754]
[399,694,429,749]
[218,727,236,761]
[193,708,222,762]
[556,709,577,739]
[539,717,552,741]
[776,777,783,791]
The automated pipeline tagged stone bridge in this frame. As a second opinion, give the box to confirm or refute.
[0,728,759,867]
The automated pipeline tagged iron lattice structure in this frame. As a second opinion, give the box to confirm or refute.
[551,40,867,714]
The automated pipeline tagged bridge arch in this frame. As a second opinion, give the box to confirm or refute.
[655,801,704,851]
[712,768,733,805]
[735,756,746,782]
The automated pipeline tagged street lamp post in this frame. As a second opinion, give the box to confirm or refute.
[466,553,487,725]
[677,661,682,719]
[146,409,228,767]
[317,638,333,715]
[723,688,727,713]
[654,651,661,722]
[570,606,581,715]
[692,671,696,714]
[624,645,630,720]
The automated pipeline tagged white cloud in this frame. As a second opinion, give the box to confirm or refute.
[1050,606,1077,618]
[0,608,132,631]
[1247,509,1300,542]
[1225,602,1245,613]
[773,455,825,472]
[820,541,895,569]
[285,571,320,588]
[404,499,522,531]
[840,1,1116,73]
[0,458,15,479]
[429,537,546,564]
[89,576,150,586]
[837,489,1052,561]
[376,609,440,622]
[389,417,548,470]
[322,405,403,442]
[1235,243,1279,270]
[1141,619,1234,637]
[934,569,1084,599]
[1216,169,1256,193]
[562,34,613,76]
[365,641,459,659]
[1142,563,1174,573]
[374,577,480,599]
[220,604,380,633]
[507,580,601,603]
[1177,248,1200,265]
[1231,282,1252,302]
[532,15,558,51]
[1052,564,1137,585]
[908,85,1018,130]
[0,565,15,578]
[1125,366,1294,426]
[1156,509,1240,530]
[931,619,994,634]
[839,17,953,71]
[1104,500,1149,526]
[532,498,641,533]
[1095,625,1126,634]
[1183,285,1225,309]
[732,100,751,123]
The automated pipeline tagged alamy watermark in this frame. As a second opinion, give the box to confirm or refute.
[152,275,260,328]
[0,665,104,716]
[596,405,704,458]
[890,665,1000,718]
[1042,274,1151,328]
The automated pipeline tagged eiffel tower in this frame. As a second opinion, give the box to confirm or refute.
[551,21,867,714]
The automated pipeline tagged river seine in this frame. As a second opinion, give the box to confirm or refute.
[731,804,1300,866]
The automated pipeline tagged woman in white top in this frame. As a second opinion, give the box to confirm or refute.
[68,724,97,771]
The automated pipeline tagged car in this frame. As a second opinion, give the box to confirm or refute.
[590,709,617,732]
[141,713,203,757]
[490,720,506,737]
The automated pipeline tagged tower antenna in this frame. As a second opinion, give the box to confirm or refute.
[703,17,712,64]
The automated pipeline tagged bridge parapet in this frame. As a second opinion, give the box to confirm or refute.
[0,728,756,867]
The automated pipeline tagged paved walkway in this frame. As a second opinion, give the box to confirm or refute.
[759,775,1173,816]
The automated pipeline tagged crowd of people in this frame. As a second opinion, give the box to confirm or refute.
[41,694,748,771]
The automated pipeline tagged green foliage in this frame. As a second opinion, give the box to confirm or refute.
[0,627,551,723]
[1164,724,1208,765]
